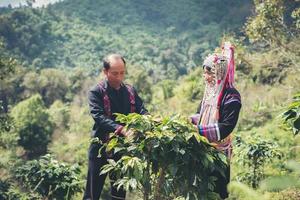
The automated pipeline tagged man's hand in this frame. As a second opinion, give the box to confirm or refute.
[114,125,124,136]
[121,129,134,137]
[114,125,134,137]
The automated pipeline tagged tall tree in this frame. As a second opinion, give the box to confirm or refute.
[11,94,54,158]
[245,0,299,47]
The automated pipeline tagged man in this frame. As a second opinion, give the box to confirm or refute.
[191,42,241,199]
[83,54,148,200]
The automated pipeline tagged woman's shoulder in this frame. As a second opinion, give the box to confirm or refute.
[223,87,241,104]
[225,87,240,97]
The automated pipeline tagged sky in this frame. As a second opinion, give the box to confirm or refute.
[0,0,61,8]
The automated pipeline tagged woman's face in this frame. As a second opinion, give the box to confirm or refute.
[203,66,215,84]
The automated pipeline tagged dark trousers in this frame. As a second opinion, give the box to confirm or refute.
[212,165,230,199]
[83,155,126,200]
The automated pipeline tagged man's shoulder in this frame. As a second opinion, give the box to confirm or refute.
[88,82,106,96]
[123,82,133,88]
[89,84,101,93]
[122,83,136,93]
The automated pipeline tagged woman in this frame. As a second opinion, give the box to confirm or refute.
[191,42,242,199]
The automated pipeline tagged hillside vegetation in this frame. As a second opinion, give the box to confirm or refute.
[0,0,299,199]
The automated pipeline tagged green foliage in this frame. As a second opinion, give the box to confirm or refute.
[0,112,17,149]
[228,181,265,200]
[235,40,298,86]
[159,79,176,100]
[261,175,300,192]
[292,6,300,29]
[128,69,153,104]
[0,0,252,80]
[239,100,273,131]
[0,8,57,67]
[240,0,300,87]
[67,103,92,136]
[0,64,27,115]
[0,1,299,199]
[267,188,300,200]
[0,57,15,80]
[48,100,70,129]
[22,68,70,106]
[49,103,91,166]
[98,113,227,200]
[0,43,17,116]
[174,68,204,102]
[11,94,54,157]
[255,94,300,196]
[150,68,204,115]
[245,0,299,47]
[0,179,10,200]
[14,154,82,199]
[67,67,91,100]
[259,152,300,193]
[282,93,300,135]
[0,178,44,200]
[0,100,15,149]
[235,134,282,188]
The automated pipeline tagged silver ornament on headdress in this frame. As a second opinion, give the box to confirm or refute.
[203,54,216,70]
[203,54,228,81]
[199,42,235,126]
[202,53,228,106]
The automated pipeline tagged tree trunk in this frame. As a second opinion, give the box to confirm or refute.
[143,163,151,200]
[154,167,165,200]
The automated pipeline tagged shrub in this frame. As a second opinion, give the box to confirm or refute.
[11,94,54,157]
[97,113,227,200]
[282,93,300,135]
[14,154,82,200]
[235,134,282,188]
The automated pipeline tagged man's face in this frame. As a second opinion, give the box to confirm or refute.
[104,58,126,89]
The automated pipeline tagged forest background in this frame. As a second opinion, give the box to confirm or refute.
[0,0,299,199]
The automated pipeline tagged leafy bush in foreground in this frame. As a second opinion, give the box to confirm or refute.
[14,154,82,200]
[96,113,227,200]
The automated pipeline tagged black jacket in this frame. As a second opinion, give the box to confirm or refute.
[196,87,241,141]
[88,80,148,158]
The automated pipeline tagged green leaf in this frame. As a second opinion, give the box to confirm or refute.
[90,137,101,144]
[128,178,138,190]
[107,137,118,152]
[107,159,117,167]
[100,164,115,175]
[179,149,185,155]
[114,147,124,154]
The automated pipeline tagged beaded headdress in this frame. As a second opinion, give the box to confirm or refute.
[199,42,235,123]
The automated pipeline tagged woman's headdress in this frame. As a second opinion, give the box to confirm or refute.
[200,42,235,123]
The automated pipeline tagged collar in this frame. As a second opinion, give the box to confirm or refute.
[104,79,125,91]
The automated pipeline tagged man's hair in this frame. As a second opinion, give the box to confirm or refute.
[103,54,126,70]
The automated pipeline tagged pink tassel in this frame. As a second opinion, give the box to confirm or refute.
[228,46,235,87]
[217,42,235,107]
[223,43,235,88]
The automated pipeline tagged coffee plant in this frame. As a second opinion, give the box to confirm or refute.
[14,154,82,200]
[235,134,282,188]
[282,93,300,135]
[95,113,228,200]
